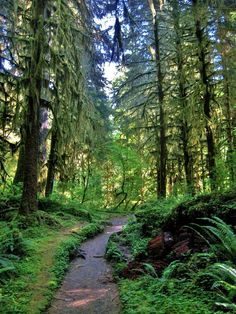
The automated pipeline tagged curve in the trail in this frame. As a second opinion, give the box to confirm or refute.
[48,217,127,314]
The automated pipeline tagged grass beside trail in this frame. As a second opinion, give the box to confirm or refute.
[0,199,109,314]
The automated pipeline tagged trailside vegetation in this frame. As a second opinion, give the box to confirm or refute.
[107,190,236,313]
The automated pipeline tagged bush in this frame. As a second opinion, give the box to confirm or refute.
[0,255,16,282]
[106,241,124,262]
[0,223,26,282]
[0,224,26,257]
[135,196,190,236]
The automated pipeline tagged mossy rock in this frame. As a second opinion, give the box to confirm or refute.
[165,190,236,230]
[134,190,236,235]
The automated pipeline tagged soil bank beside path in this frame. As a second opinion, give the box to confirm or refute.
[48,217,127,314]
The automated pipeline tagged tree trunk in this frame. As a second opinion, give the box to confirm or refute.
[200,139,206,192]
[14,123,26,184]
[38,107,49,192]
[173,0,194,195]
[39,107,49,164]
[13,143,25,184]
[45,128,57,197]
[20,0,47,213]
[192,0,217,190]
[148,0,167,198]
[81,157,91,203]
[221,56,235,183]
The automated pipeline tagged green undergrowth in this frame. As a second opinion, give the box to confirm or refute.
[0,195,107,314]
[106,189,236,313]
[106,220,150,265]
[119,276,225,314]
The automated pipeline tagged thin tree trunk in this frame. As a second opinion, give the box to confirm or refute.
[45,128,57,197]
[148,0,167,198]
[81,158,91,203]
[173,0,194,195]
[39,107,49,165]
[192,0,217,190]
[20,0,47,213]
[38,107,49,192]
[221,57,235,183]
[216,12,235,182]
[200,140,206,192]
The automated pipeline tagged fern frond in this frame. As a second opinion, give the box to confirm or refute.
[143,263,158,278]
[215,302,236,311]
[190,217,236,261]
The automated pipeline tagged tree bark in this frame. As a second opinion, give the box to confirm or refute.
[192,0,217,190]
[45,128,57,197]
[81,156,91,203]
[221,54,235,183]
[14,143,25,184]
[39,107,49,165]
[14,122,26,184]
[148,0,167,198]
[20,0,47,213]
[173,0,194,195]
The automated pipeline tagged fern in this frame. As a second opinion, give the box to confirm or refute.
[0,255,16,280]
[161,261,184,281]
[210,263,236,311]
[143,263,158,278]
[187,218,236,310]
[189,217,236,262]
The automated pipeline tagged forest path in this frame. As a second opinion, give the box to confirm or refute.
[48,217,127,314]
[26,222,87,313]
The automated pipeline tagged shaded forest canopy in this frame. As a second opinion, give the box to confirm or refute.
[0,0,235,211]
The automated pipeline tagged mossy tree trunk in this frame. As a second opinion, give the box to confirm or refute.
[14,123,26,185]
[45,128,57,197]
[192,0,217,191]
[173,0,194,195]
[223,61,235,183]
[219,41,236,183]
[148,0,167,198]
[14,143,25,184]
[20,0,47,214]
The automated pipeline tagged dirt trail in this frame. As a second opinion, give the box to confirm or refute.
[27,222,86,313]
[48,217,127,314]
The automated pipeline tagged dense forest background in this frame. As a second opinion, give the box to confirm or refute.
[0,0,235,211]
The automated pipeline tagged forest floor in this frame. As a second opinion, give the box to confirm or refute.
[48,217,127,314]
